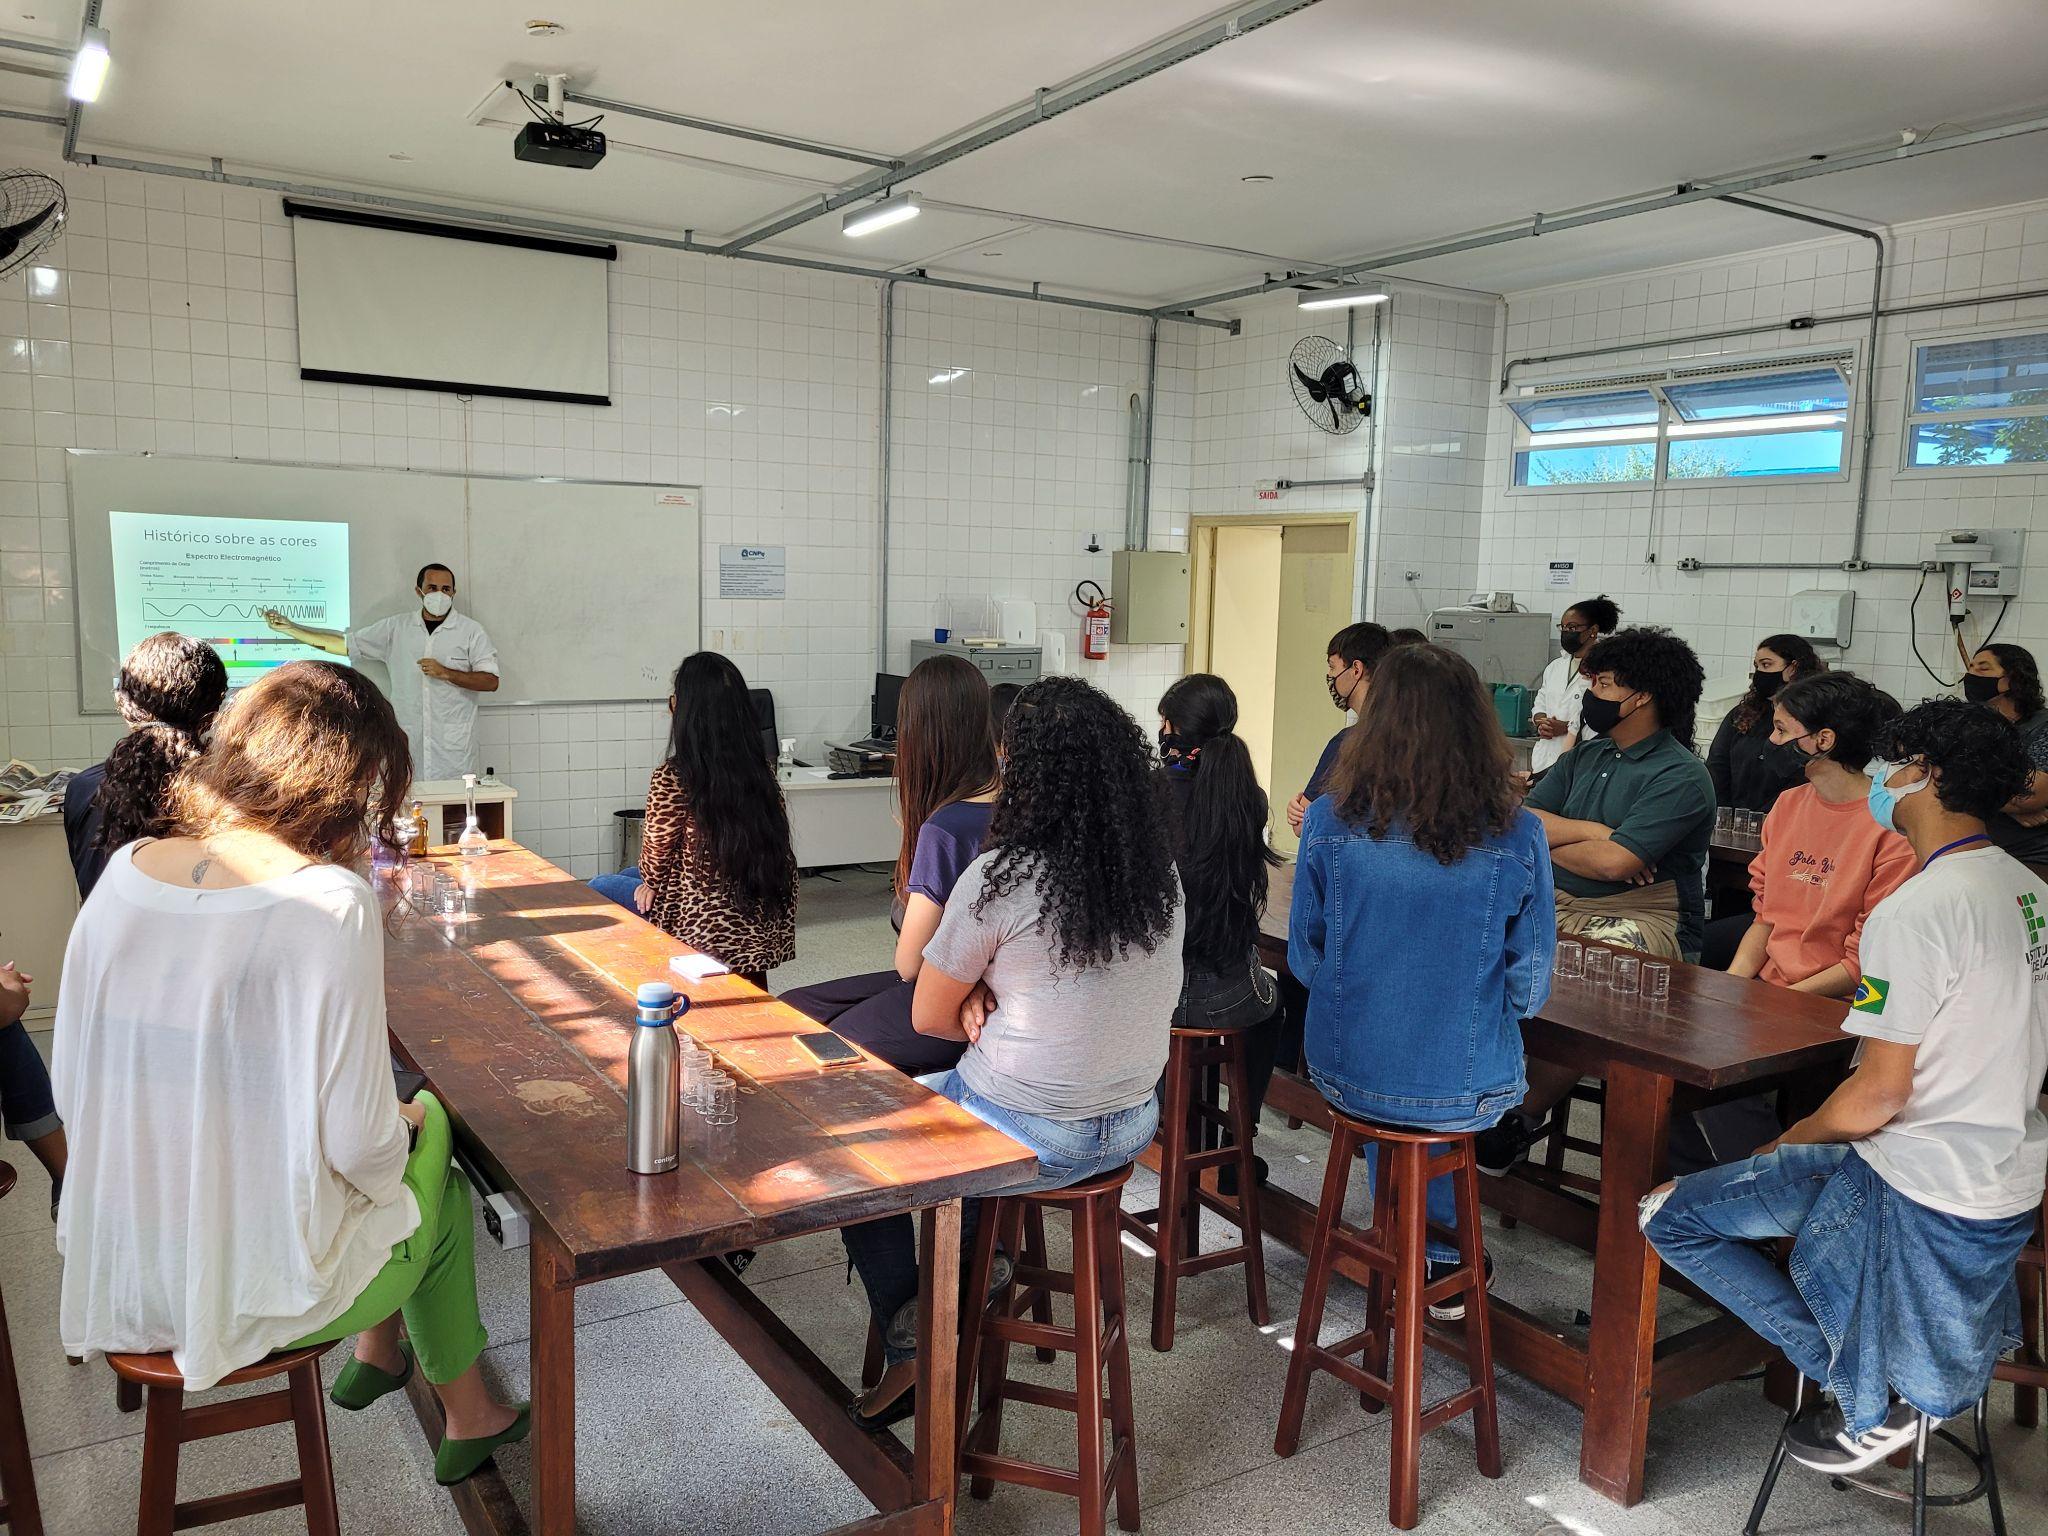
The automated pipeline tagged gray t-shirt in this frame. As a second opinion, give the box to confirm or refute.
[923,851,1182,1120]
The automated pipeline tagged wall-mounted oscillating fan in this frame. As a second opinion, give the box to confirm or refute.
[0,172,65,279]
[1288,335,1369,435]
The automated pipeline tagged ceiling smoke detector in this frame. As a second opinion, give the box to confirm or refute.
[525,19,565,37]
[1240,173,1275,185]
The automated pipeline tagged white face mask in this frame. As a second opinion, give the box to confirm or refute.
[421,591,454,618]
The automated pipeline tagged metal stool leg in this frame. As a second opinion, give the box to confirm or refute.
[1743,1377,1805,1536]
[1910,1412,1930,1536]
[1978,1396,2008,1536]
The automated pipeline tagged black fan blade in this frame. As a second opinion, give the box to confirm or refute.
[1328,398,1340,433]
[0,200,56,265]
[1293,363,1329,402]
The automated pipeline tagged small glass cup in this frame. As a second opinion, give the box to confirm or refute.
[1715,806,1734,835]
[406,861,435,904]
[681,1044,712,1100]
[693,1068,732,1116]
[1641,961,1672,1004]
[1584,946,1615,986]
[1611,953,1641,994]
[702,1077,737,1126]
[433,872,460,917]
[1742,810,1763,837]
[1554,938,1584,979]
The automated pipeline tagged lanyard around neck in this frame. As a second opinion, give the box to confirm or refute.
[1924,832,1991,868]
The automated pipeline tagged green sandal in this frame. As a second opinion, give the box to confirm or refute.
[328,1341,414,1411]
[435,1403,532,1486]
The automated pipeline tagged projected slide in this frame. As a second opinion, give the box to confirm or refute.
[108,511,351,686]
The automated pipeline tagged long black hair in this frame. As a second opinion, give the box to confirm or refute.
[95,632,229,853]
[1732,632,1825,733]
[1158,673,1280,967]
[1980,643,2045,719]
[976,675,1179,970]
[665,652,796,918]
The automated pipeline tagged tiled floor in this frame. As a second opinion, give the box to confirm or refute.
[10,869,2045,1532]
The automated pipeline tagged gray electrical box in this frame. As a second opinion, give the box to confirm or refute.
[1426,607,1553,689]
[908,639,1042,683]
[1110,549,1191,645]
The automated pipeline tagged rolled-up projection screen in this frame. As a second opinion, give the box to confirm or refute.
[286,201,614,405]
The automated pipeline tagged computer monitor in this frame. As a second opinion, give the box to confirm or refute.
[872,672,906,740]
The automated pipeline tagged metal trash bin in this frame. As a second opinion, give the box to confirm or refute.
[614,807,645,870]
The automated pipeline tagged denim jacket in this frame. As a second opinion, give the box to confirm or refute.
[1288,796,1555,1128]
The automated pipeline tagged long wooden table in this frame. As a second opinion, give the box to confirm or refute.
[1256,862,1852,1507]
[378,843,1036,1536]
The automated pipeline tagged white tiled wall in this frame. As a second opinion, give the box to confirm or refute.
[1476,199,2048,708]
[1186,290,1500,629]
[0,146,1222,876]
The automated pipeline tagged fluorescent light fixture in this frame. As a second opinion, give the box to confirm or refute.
[1298,282,1388,311]
[843,191,920,238]
[929,367,968,385]
[67,25,109,103]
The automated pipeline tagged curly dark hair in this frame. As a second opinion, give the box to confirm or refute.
[1979,644,2045,719]
[1874,697,2032,821]
[1158,673,1279,967]
[975,675,1179,969]
[94,632,229,854]
[1328,644,1519,864]
[1731,632,1826,733]
[1773,673,1899,769]
[1580,625,1707,750]
[1565,594,1621,634]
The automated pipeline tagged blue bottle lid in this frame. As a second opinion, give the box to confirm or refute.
[636,980,677,1020]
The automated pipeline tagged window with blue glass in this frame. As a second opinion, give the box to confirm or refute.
[1508,356,1853,489]
[1903,328,2048,471]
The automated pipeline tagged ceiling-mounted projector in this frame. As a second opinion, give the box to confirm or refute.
[514,119,606,169]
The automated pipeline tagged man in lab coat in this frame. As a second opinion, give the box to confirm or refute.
[265,562,500,779]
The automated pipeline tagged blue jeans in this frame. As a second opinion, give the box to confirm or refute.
[1642,1142,1849,1391]
[1313,1068,1503,1266]
[590,866,641,910]
[843,1071,1160,1366]
[0,1021,60,1142]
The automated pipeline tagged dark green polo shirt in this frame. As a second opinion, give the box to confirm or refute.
[1525,727,1717,955]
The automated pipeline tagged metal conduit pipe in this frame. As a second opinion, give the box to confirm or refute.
[1714,196,1885,567]
[1124,393,1145,551]
[1500,285,2048,392]
[62,149,1239,331]
[0,108,63,125]
[0,32,72,57]
[1137,318,1159,550]
[58,0,98,162]
[876,280,896,670]
[556,88,901,170]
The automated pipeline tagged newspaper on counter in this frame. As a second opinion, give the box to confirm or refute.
[0,759,74,824]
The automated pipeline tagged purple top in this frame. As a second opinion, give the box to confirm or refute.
[909,799,996,906]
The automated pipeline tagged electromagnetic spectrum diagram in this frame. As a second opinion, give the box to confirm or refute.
[108,510,352,684]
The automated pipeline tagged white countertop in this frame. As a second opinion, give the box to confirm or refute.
[778,767,895,793]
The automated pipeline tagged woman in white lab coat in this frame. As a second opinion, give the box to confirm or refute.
[1530,595,1620,778]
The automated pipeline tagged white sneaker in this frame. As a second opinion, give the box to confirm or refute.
[1784,1397,1925,1474]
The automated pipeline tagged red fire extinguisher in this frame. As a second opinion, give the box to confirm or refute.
[1078,581,1111,661]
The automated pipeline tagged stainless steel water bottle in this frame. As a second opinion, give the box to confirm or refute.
[626,980,686,1174]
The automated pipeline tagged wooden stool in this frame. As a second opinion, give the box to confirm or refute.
[109,1343,341,1536]
[1274,1112,1501,1531]
[1119,1026,1270,1352]
[1994,1185,2048,1426]
[958,1168,1140,1536]
[0,1164,44,1536]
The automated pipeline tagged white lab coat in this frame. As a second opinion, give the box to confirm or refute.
[350,609,499,780]
[1531,649,1589,775]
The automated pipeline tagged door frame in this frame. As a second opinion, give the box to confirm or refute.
[1187,511,1359,674]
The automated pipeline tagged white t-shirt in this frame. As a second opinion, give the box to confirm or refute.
[1846,844,2048,1220]
[1531,649,1590,774]
[351,608,500,780]
[53,846,419,1390]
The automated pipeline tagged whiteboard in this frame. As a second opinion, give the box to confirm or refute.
[68,452,700,711]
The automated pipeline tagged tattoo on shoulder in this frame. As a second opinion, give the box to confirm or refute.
[191,858,212,884]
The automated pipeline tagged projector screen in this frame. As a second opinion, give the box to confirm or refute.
[287,201,614,405]
[107,510,352,688]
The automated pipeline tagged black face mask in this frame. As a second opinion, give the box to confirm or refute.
[1580,691,1629,737]
[1773,731,1822,769]
[1559,629,1589,656]
[1963,674,2004,706]
[1158,729,1189,762]
[1751,669,1786,700]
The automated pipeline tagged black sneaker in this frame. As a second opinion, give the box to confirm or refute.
[1218,1155,1270,1199]
[1785,1397,1924,1474]
[1425,1252,1496,1323]
[1473,1111,1543,1178]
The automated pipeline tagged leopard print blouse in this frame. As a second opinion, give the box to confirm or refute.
[639,760,797,974]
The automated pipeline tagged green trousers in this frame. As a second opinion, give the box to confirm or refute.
[289,1092,490,1385]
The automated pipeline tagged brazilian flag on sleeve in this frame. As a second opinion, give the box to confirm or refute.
[1851,975,1888,1016]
